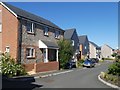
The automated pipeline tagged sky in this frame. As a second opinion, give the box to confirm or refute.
[9,2,118,49]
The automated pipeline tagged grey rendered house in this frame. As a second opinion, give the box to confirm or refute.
[101,44,114,59]
[64,28,79,58]
[78,35,89,59]
[89,41,101,59]
[0,2,64,74]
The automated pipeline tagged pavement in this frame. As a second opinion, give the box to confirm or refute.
[31,69,74,78]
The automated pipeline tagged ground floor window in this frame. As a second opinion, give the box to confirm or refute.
[26,47,35,58]
[48,49,56,61]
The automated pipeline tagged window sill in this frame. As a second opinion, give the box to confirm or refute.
[55,37,60,40]
[27,32,35,35]
[27,56,36,59]
[44,34,49,37]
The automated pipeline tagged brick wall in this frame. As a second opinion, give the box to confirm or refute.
[35,61,59,72]
[23,61,59,73]
[22,63,34,72]
[2,5,19,61]
[0,5,2,52]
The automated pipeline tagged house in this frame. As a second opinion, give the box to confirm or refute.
[64,28,79,59]
[0,9,1,53]
[0,2,65,74]
[89,41,101,59]
[114,49,120,55]
[78,35,89,59]
[101,44,114,59]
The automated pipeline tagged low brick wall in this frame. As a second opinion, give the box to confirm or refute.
[35,61,59,72]
[23,63,34,72]
[23,61,59,73]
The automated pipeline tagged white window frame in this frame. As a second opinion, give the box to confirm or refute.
[26,47,35,58]
[5,46,10,53]
[55,31,60,39]
[27,22,34,33]
[0,9,2,32]
[0,24,2,32]
[44,26,49,36]
[72,40,74,46]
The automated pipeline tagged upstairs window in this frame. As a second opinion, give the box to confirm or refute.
[55,31,60,39]
[72,40,74,46]
[44,26,49,36]
[27,22,34,33]
[26,47,35,58]
[0,24,1,32]
[5,46,10,53]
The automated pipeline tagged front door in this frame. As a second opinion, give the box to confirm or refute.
[43,49,46,62]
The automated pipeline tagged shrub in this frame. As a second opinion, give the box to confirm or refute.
[58,39,73,69]
[76,59,84,68]
[111,53,120,62]
[103,58,114,60]
[1,53,26,77]
[108,62,120,76]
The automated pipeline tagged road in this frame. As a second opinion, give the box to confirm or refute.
[33,61,113,88]
[3,61,115,89]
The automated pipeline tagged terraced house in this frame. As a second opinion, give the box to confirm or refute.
[0,2,64,74]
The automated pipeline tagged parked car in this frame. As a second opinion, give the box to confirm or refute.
[91,58,99,63]
[83,59,95,68]
[65,60,76,69]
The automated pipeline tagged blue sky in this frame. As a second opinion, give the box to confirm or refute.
[9,2,118,49]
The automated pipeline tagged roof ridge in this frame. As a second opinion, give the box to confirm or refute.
[2,2,63,30]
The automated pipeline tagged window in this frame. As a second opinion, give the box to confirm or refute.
[5,46,10,53]
[44,26,49,36]
[0,24,2,32]
[85,46,87,49]
[55,31,60,39]
[72,40,74,46]
[27,22,34,33]
[26,47,35,58]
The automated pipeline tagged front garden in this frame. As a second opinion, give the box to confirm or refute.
[1,53,27,77]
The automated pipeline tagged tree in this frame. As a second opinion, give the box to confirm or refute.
[58,39,73,69]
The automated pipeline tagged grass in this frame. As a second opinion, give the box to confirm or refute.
[100,72,120,87]
[99,60,104,63]
[102,58,114,60]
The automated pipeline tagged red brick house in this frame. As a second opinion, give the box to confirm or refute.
[0,2,64,74]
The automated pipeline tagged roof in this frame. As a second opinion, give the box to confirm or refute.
[64,28,76,39]
[78,35,88,44]
[41,40,59,49]
[103,44,113,50]
[89,41,101,50]
[2,2,63,31]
